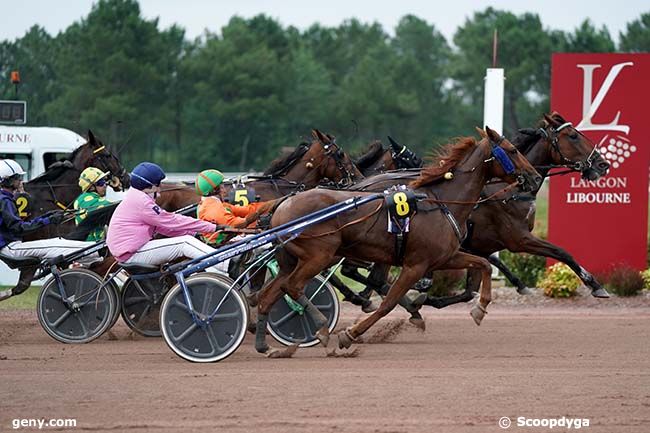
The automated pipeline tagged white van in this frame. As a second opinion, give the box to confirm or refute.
[0,125,85,180]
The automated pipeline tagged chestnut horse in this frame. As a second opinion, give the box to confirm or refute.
[253,127,542,356]
[154,129,362,211]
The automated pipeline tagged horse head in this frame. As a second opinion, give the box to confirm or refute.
[306,129,363,187]
[538,113,610,180]
[73,130,130,191]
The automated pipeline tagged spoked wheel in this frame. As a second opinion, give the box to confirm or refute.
[106,281,121,329]
[267,274,340,347]
[37,269,115,344]
[120,278,165,337]
[160,273,248,363]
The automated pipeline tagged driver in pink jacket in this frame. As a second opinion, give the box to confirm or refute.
[106,162,227,272]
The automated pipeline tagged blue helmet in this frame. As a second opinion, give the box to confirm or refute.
[130,162,166,190]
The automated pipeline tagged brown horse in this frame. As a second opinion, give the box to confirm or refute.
[425,112,611,306]
[354,136,423,176]
[348,113,611,311]
[154,129,363,211]
[253,127,542,356]
[8,130,129,295]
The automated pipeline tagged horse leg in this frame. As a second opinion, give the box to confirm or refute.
[1,266,39,301]
[487,254,531,295]
[254,274,288,354]
[338,264,428,349]
[328,273,376,312]
[421,269,478,309]
[512,233,609,298]
[281,258,335,347]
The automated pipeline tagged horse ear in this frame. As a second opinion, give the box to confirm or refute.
[484,126,499,142]
[474,127,487,139]
[387,135,402,151]
[88,130,97,146]
[312,129,328,143]
[543,113,558,127]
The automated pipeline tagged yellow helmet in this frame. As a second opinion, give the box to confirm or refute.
[79,167,109,192]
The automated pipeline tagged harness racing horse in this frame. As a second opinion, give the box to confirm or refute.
[422,112,611,307]
[154,129,363,211]
[349,113,611,312]
[354,136,423,176]
[253,126,542,356]
[9,131,129,295]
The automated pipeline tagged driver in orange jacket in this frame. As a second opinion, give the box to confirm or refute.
[194,169,266,245]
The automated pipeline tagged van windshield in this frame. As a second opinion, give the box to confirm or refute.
[0,153,31,177]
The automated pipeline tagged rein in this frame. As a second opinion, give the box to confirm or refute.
[419,182,521,206]
[298,201,384,238]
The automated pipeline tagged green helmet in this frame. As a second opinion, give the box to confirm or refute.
[195,169,225,196]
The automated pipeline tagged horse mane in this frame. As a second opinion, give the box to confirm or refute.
[410,137,478,188]
[354,141,384,169]
[263,142,311,176]
[514,112,568,156]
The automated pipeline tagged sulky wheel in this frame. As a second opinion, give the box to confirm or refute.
[120,278,165,337]
[267,274,340,347]
[37,268,116,344]
[160,273,248,363]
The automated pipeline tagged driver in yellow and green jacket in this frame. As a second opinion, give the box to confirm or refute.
[73,167,111,241]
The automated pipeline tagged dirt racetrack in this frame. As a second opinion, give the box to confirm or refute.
[1,289,649,433]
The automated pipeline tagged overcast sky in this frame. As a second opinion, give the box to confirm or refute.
[3,0,648,44]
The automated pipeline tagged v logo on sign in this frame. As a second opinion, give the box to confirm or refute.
[576,62,633,134]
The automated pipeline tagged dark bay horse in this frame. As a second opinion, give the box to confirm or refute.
[354,136,423,176]
[7,130,129,295]
[23,130,129,238]
[154,129,363,211]
[253,127,542,355]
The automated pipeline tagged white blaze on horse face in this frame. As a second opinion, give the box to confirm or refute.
[576,62,633,134]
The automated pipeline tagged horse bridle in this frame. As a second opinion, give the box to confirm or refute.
[321,141,358,187]
[87,145,127,186]
[391,145,423,169]
[538,122,599,173]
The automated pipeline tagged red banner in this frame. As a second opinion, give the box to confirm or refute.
[549,53,650,272]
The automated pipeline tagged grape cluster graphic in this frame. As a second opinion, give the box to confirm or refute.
[599,134,635,169]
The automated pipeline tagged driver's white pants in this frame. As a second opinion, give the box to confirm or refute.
[124,235,228,273]
[1,239,100,264]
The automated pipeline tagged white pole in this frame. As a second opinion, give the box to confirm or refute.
[483,68,505,279]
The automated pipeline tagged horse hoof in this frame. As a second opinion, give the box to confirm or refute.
[470,305,486,326]
[337,329,354,349]
[591,288,610,298]
[266,344,298,359]
[316,326,330,347]
[0,289,13,302]
[409,317,426,332]
[362,299,380,313]
[517,286,534,295]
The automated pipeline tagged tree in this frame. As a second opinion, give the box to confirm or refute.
[565,19,615,52]
[0,26,58,125]
[620,12,650,52]
[42,0,185,168]
[450,8,554,134]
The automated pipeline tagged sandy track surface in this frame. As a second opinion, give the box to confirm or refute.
[1,293,649,433]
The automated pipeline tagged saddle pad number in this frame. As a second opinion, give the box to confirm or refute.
[227,188,256,206]
[15,194,30,218]
[387,190,416,219]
